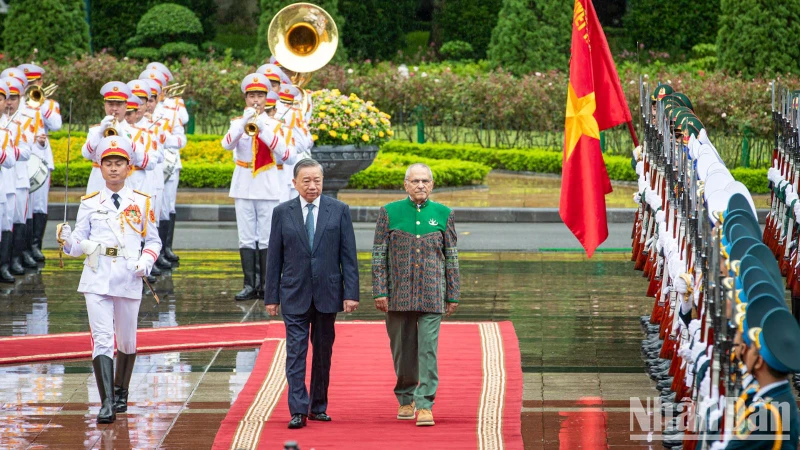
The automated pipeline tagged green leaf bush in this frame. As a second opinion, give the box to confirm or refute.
[127,47,162,61]
[348,153,491,189]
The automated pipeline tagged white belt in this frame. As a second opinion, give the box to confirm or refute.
[98,243,138,260]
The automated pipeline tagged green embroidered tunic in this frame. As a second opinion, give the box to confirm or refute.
[372,198,460,313]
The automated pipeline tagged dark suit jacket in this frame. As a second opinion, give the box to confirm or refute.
[265,195,360,315]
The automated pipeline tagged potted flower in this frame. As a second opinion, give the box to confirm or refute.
[307,89,393,197]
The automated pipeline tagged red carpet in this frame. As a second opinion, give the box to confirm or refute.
[0,322,270,365]
[213,321,523,450]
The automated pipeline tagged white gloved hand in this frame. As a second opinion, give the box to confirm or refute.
[633,192,641,203]
[133,254,154,277]
[57,223,72,242]
[99,115,116,132]
[243,107,257,121]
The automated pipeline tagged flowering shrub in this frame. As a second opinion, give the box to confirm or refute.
[308,89,393,147]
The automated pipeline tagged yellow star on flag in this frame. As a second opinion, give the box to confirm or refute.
[564,82,600,160]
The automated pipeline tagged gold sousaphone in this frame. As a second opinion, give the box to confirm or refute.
[268,2,338,100]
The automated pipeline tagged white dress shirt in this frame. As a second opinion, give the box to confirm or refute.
[299,195,320,230]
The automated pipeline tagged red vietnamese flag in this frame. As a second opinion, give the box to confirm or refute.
[560,0,633,258]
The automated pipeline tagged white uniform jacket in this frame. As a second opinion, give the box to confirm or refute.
[0,116,19,198]
[8,114,32,190]
[222,113,296,201]
[65,187,161,300]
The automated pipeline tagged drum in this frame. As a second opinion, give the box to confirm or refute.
[163,149,178,182]
[27,153,49,193]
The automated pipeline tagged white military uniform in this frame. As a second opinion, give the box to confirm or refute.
[222,83,296,249]
[62,136,161,359]
[0,111,21,232]
[155,96,187,221]
[276,85,313,202]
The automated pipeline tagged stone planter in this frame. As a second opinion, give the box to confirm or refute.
[310,144,379,198]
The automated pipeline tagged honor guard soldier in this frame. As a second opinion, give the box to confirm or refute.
[0,83,18,282]
[256,63,287,93]
[122,89,157,194]
[81,82,136,194]
[276,83,312,201]
[141,79,166,226]
[56,136,161,424]
[147,63,186,265]
[127,80,161,195]
[716,308,800,449]
[222,74,296,301]
[18,63,60,263]
[1,74,36,274]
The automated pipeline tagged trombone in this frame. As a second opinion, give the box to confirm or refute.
[25,83,58,109]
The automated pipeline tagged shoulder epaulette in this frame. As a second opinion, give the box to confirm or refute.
[132,189,151,198]
[90,123,100,128]
[81,191,99,201]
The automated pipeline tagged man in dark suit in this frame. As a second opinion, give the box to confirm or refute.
[265,158,360,429]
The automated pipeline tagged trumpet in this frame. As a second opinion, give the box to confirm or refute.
[103,119,119,137]
[26,83,58,108]
[243,107,260,136]
[162,83,187,99]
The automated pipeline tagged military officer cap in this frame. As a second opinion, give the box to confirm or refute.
[650,83,674,102]
[126,94,143,111]
[98,135,132,162]
[728,235,760,265]
[0,77,23,97]
[744,279,785,307]
[126,80,149,100]
[100,81,131,102]
[681,116,705,143]
[743,295,785,345]
[279,72,292,85]
[142,79,161,98]
[17,63,44,82]
[723,212,760,242]
[265,91,280,109]
[0,68,27,89]
[670,93,693,111]
[146,62,173,82]
[269,55,282,67]
[278,83,294,104]
[725,193,756,218]
[739,265,773,296]
[753,308,800,373]
[139,69,167,88]
[240,73,271,94]
[256,64,286,83]
[725,223,757,247]
[0,82,8,99]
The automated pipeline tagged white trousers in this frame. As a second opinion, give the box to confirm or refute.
[85,293,141,359]
[14,188,30,223]
[30,172,50,214]
[234,198,277,249]
[0,196,11,231]
[153,188,163,226]
[161,169,179,220]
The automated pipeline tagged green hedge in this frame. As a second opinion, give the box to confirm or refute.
[381,141,637,182]
[348,153,490,189]
[50,152,491,190]
[729,167,769,194]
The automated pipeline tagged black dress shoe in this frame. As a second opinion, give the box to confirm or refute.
[288,414,307,429]
[309,412,331,421]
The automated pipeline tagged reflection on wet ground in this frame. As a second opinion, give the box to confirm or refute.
[0,251,659,449]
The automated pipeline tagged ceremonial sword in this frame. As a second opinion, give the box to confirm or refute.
[57,99,73,268]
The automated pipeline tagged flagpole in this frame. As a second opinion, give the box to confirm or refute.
[627,120,639,147]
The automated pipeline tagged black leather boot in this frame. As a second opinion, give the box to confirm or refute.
[30,213,46,262]
[21,219,37,268]
[164,213,179,262]
[257,248,268,299]
[235,248,257,301]
[92,355,116,424]
[10,224,26,275]
[155,220,172,270]
[114,352,136,413]
[0,230,14,283]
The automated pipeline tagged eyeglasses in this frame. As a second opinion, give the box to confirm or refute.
[406,179,432,185]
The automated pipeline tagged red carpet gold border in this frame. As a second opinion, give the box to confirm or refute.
[478,322,506,450]
[230,339,287,450]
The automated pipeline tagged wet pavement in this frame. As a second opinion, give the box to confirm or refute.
[0,250,660,449]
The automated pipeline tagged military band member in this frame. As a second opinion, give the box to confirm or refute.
[81,82,136,195]
[18,63,60,263]
[56,136,161,424]
[256,63,287,93]
[148,63,186,265]
[276,84,312,201]
[222,74,296,301]
[122,88,157,195]
[2,75,36,274]
[141,79,166,226]
[0,83,18,283]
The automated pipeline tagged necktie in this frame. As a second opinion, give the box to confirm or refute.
[112,193,120,209]
[306,204,315,250]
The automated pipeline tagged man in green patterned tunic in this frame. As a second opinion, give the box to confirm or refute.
[372,163,460,427]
